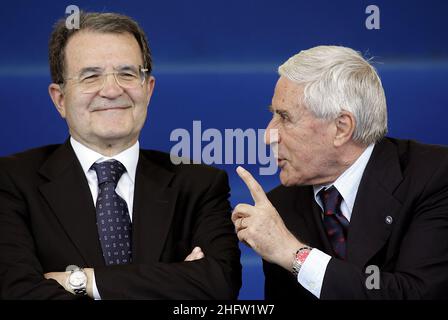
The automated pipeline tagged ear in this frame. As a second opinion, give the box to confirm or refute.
[333,111,356,147]
[48,83,67,118]
[144,76,156,106]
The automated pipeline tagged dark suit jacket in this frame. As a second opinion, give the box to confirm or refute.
[264,137,448,299]
[0,140,241,299]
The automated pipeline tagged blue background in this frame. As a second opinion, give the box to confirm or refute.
[1,0,447,299]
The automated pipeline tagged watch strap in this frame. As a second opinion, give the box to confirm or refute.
[73,287,87,296]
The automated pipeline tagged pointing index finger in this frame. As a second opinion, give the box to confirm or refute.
[236,166,269,205]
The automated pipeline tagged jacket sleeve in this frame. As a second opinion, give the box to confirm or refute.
[0,162,76,299]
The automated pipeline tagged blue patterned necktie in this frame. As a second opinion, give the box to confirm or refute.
[318,186,349,259]
[91,160,132,265]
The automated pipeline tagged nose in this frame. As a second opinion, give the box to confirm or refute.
[99,73,124,98]
[265,119,280,145]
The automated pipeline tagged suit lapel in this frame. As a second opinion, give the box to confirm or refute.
[131,152,177,264]
[38,140,104,267]
[347,139,403,267]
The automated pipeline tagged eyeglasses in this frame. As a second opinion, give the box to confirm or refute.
[63,65,149,94]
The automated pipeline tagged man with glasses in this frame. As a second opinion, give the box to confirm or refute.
[0,12,241,299]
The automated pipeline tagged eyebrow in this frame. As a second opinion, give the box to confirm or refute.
[114,65,139,72]
[78,67,104,77]
[78,65,139,76]
[268,104,290,115]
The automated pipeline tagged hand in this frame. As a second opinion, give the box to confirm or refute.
[44,268,94,298]
[232,166,304,270]
[184,246,205,261]
[44,271,69,288]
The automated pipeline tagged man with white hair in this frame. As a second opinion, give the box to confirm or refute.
[232,45,448,299]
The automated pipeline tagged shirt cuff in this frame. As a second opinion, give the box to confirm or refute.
[92,271,102,300]
[297,248,331,298]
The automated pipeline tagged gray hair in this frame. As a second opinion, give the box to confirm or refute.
[278,45,387,145]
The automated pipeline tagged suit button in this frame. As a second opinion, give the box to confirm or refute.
[385,216,393,224]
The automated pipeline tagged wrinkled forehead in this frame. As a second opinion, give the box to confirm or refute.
[64,30,143,73]
[272,77,306,109]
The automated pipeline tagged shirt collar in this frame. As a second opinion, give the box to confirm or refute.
[313,144,375,214]
[70,136,139,183]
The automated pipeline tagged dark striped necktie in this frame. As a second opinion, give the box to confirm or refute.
[318,186,349,259]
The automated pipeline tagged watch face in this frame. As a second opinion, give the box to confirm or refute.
[69,270,87,287]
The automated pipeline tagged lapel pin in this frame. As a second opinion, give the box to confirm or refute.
[385,216,393,224]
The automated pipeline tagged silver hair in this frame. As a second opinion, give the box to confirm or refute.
[278,45,387,145]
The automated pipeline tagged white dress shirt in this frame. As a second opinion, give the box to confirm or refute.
[70,137,140,300]
[297,144,375,298]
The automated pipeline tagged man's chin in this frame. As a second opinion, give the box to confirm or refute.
[94,129,134,144]
[279,169,304,187]
[279,170,293,187]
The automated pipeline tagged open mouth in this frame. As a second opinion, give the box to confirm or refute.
[277,158,287,167]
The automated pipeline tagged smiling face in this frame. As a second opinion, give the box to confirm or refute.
[49,31,155,154]
[265,76,341,186]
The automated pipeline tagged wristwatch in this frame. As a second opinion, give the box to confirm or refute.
[292,246,312,277]
[66,265,87,296]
